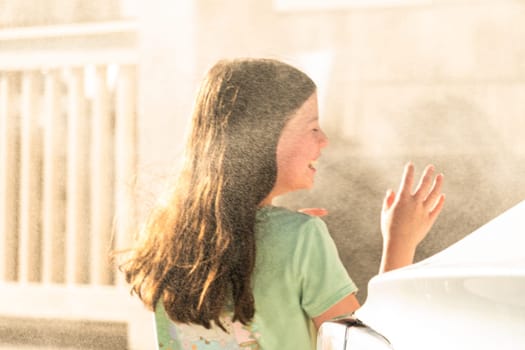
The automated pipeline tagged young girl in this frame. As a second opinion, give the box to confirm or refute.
[121,58,445,350]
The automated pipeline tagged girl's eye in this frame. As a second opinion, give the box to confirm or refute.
[312,128,319,132]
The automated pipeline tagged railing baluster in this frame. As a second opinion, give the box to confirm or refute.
[42,69,65,284]
[2,65,137,287]
[90,66,114,285]
[0,22,142,349]
[18,71,42,283]
[114,65,137,286]
[65,67,90,285]
[0,73,18,282]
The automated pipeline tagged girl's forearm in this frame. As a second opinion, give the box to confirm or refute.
[379,239,417,273]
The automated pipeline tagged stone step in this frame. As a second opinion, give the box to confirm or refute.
[0,317,128,350]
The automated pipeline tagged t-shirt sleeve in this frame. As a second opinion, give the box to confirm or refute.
[294,216,358,318]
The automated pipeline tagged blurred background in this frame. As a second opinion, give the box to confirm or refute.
[1,0,524,348]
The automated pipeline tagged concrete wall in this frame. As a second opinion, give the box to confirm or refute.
[138,0,525,302]
[0,0,140,27]
[3,0,523,305]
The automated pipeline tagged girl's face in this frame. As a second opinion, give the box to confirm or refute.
[262,92,328,205]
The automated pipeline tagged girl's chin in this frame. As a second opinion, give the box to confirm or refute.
[275,177,316,195]
[297,181,315,191]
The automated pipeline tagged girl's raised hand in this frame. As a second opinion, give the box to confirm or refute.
[379,162,445,272]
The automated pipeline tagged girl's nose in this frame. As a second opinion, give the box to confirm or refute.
[319,129,329,148]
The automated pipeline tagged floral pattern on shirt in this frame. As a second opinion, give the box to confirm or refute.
[159,314,261,350]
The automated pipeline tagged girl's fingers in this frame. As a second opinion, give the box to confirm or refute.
[398,162,415,196]
[414,164,435,199]
[298,208,328,217]
[429,194,446,221]
[424,173,444,208]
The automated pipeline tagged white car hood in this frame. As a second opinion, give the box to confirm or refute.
[408,199,525,272]
[356,199,525,350]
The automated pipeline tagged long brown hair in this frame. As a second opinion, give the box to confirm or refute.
[121,58,316,329]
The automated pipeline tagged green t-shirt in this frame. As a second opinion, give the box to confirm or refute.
[155,206,358,350]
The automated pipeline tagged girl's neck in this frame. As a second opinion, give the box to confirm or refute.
[259,196,274,207]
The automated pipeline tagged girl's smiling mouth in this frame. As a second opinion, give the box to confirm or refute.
[308,160,318,171]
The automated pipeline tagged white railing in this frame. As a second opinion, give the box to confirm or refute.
[0,65,136,285]
[0,21,155,349]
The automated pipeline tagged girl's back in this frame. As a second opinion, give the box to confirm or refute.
[155,206,356,350]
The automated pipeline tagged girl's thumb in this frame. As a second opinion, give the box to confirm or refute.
[382,189,395,211]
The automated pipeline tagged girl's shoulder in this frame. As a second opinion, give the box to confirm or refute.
[256,205,328,239]
[257,205,319,224]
